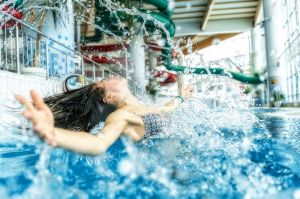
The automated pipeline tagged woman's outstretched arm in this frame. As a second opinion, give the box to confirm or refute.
[162,84,194,112]
[16,90,127,156]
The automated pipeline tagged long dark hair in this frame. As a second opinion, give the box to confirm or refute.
[44,81,117,132]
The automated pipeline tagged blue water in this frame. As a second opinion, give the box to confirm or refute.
[1,102,300,199]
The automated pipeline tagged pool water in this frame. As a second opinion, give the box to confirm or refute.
[0,101,300,199]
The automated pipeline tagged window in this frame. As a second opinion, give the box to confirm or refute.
[280,0,300,103]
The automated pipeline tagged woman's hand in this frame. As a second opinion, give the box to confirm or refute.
[16,90,57,147]
[180,84,194,99]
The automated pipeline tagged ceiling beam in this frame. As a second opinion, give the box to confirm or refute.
[214,0,256,3]
[174,6,206,14]
[210,13,254,20]
[201,0,215,30]
[254,0,263,26]
[175,18,253,36]
[175,1,206,7]
[173,18,200,23]
[213,1,257,9]
[182,33,240,55]
[173,12,204,19]
[212,7,256,15]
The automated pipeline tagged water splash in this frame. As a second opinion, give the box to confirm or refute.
[1,91,300,198]
[1,0,300,198]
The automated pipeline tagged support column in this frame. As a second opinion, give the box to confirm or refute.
[263,0,284,106]
[75,15,81,52]
[251,28,265,105]
[147,51,159,97]
[250,28,257,72]
[177,55,184,95]
[129,22,146,91]
[149,51,157,71]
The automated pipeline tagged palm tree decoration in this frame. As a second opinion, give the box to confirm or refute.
[20,0,68,68]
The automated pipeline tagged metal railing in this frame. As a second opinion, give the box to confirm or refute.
[0,9,143,96]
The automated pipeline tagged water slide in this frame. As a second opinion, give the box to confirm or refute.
[81,43,178,85]
[83,0,262,84]
[81,42,175,65]
[146,0,262,84]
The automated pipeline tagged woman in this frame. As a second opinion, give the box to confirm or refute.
[16,76,193,156]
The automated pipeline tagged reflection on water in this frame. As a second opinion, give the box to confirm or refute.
[256,108,300,147]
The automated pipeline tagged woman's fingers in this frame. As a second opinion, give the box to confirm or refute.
[31,90,53,119]
[186,84,194,91]
[16,95,45,125]
[16,90,46,112]
[22,110,33,119]
[30,90,46,110]
[15,95,36,112]
[17,93,56,147]
[33,123,43,132]
[181,84,194,97]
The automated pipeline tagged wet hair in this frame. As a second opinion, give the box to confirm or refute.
[44,83,117,132]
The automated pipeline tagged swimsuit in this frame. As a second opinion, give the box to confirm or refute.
[140,113,170,138]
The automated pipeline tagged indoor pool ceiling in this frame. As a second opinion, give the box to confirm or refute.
[144,0,262,51]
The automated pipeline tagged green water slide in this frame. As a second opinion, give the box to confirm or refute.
[144,0,262,84]
[143,0,173,17]
[90,0,263,84]
[83,0,129,41]
[15,0,22,7]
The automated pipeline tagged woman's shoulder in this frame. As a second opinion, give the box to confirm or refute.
[107,108,142,120]
[108,109,130,118]
[122,105,169,115]
[106,108,144,125]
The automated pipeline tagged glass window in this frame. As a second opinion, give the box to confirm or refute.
[290,0,295,10]
[280,0,300,103]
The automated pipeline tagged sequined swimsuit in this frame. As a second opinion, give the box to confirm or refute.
[140,113,170,138]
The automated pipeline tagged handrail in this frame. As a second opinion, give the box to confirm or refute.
[0,9,143,95]
[0,10,120,76]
